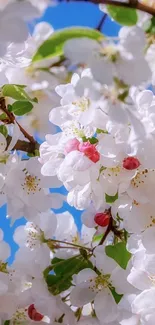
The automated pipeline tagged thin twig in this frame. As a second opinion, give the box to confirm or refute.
[66,0,155,16]
[98,216,113,246]
[96,13,107,31]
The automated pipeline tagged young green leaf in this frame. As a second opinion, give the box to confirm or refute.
[105,192,118,203]
[92,233,103,243]
[107,6,138,26]
[32,27,104,62]
[105,242,131,269]
[143,17,155,34]
[2,85,37,103]
[82,136,98,144]
[0,125,8,138]
[0,113,8,121]
[11,101,33,116]
[46,255,93,295]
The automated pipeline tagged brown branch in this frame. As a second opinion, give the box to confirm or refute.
[6,135,40,154]
[0,97,36,144]
[66,0,155,16]
[16,120,36,144]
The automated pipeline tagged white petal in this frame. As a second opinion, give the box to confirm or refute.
[7,122,20,151]
[94,290,118,323]
[33,22,54,45]
[81,209,96,228]
[64,38,99,65]
[136,90,153,111]
[0,18,28,43]
[142,227,155,253]
[37,210,57,238]
[0,241,10,260]
[70,282,96,307]
[127,269,152,291]
[132,288,155,313]
[74,269,97,285]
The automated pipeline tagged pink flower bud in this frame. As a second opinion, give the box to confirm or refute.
[123,157,140,170]
[65,138,80,154]
[94,211,110,227]
[78,141,100,163]
[28,304,44,322]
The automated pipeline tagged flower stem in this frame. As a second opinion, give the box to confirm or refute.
[46,238,92,252]
[98,216,113,246]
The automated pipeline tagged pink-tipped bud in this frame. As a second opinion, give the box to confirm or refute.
[94,211,110,227]
[65,138,80,154]
[123,157,140,170]
[79,142,100,163]
[28,304,44,322]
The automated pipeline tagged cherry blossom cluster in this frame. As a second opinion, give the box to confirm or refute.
[0,1,154,325]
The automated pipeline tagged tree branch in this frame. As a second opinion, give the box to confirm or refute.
[0,97,36,144]
[66,0,155,16]
[6,135,40,154]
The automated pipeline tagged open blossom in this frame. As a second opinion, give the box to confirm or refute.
[64,35,151,86]
[4,156,64,220]
[0,2,155,324]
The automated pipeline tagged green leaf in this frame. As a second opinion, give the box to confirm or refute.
[46,255,93,295]
[110,287,123,304]
[11,101,33,116]
[107,6,138,26]
[96,128,108,134]
[82,136,98,144]
[105,192,118,203]
[4,321,10,325]
[0,113,8,121]
[2,84,37,103]
[0,125,8,138]
[105,242,131,269]
[143,17,155,34]
[32,27,103,62]
[92,233,103,243]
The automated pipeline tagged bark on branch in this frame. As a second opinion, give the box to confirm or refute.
[66,0,155,16]
[6,135,40,154]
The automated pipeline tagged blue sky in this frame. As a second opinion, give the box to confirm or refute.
[3,2,120,263]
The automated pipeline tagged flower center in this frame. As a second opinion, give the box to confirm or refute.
[72,97,90,112]
[99,45,120,62]
[22,170,41,195]
[89,274,111,292]
[26,224,42,249]
[131,169,149,188]
[12,308,28,325]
